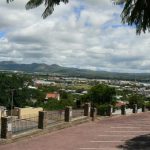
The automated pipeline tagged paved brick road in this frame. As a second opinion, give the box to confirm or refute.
[0,112,150,150]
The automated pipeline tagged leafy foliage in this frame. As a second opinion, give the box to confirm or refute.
[97,104,111,116]
[0,73,76,110]
[88,84,116,105]
[0,73,43,108]
[43,98,74,110]
[145,101,150,110]
[119,0,150,34]
[39,86,59,93]
[128,94,145,108]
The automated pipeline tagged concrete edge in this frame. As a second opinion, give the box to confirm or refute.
[96,111,150,121]
[0,117,90,145]
[1,111,149,145]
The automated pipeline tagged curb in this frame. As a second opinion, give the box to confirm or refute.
[0,117,90,145]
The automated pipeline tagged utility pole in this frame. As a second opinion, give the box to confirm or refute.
[11,89,14,119]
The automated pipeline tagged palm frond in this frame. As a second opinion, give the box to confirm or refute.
[112,0,126,5]
[6,0,14,3]
[26,0,69,18]
[26,0,44,9]
[121,0,150,34]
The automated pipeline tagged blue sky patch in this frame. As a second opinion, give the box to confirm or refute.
[84,21,92,28]
[0,32,5,38]
[73,5,85,20]
[112,24,129,28]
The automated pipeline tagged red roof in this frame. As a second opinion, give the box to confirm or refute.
[45,93,60,100]
[115,101,126,107]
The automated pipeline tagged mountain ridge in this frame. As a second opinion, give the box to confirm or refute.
[0,61,150,81]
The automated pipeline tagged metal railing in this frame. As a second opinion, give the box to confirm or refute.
[72,109,84,118]
[47,110,64,126]
[12,114,38,134]
[0,108,86,137]
[0,121,1,139]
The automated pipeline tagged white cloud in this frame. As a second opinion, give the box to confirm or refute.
[0,0,150,73]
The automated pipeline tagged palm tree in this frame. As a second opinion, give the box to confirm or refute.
[114,0,150,34]
[7,0,69,18]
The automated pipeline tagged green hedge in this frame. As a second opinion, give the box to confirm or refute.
[145,102,150,110]
[97,105,111,116]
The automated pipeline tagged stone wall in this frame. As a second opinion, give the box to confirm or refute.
[7,107,43,119]
[18,107,43,119]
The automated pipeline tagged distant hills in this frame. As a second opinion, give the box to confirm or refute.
[0,61,150,81]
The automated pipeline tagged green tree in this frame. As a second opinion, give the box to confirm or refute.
[128,94,145,108]
[114,0,150,34]
[43,98,74,110]
[43,99,62,110]
[59,91,68,99]
[80,94,90,103]
[0,73,42,108]
[88,84,116,105]
[0,73,25,107]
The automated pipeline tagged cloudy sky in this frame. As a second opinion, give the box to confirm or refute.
[0,0,150,73]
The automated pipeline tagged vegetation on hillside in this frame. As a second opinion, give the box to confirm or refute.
[1,61,150,81]
[0,73,46,108]
[0,73,76,110]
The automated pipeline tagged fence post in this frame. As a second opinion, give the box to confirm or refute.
[1,117,12,139]
[91,107,97,121]
[121,105,126,115]
[142,105,146,112]
[84,103,91,117]
[112,107,116,113]
[65,106,72,122]
[107,105,112,116]
[132,104,138,113]
[38,111,48,129]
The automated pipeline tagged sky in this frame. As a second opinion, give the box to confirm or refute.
[0,0,150,73]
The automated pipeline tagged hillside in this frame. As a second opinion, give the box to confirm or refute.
[0,61,150,81]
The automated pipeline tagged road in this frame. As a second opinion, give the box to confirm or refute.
[0,112,150,150]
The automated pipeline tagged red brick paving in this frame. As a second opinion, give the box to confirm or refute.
[0,112,150,150]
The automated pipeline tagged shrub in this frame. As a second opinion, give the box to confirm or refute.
[145,101,150,110]
[97,104,110,116]
[128,94,145,108]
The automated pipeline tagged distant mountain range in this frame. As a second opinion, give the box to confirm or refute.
[0,61,150,81]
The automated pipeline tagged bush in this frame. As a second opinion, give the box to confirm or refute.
[145,101,150,110]
[128,94,145,108]
[43,98,75,111]
[88,84,116,105]
[97,104,110,116]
